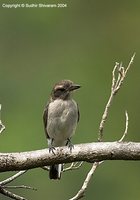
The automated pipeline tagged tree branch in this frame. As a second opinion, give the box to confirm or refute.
[98,53,135,141]
[0,142,140,172]
[0,187,27,200]
[69,162,102,200]
[0,170,28,186]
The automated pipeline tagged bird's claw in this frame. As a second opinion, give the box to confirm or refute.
[48,138,56,154]
[49,146,56,155]
[67,138,74,152]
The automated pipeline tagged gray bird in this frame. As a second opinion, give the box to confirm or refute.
[43,80,80,180]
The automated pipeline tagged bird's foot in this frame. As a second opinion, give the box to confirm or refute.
[66,138,74,152]
[49,146,56,155]
[48,138,56,155]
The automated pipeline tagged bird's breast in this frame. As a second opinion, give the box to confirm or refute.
[48,99,77,120]
[47,99,78,146]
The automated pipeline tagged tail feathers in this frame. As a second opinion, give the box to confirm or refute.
[49,164,63,180]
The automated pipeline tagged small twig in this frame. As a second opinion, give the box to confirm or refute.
[63,162,83,172]
[124,53,136,76]
[98,93,114,141]
[115,53,135,94]
[0,170,30,200]
[0,170,28,186]
[0,104,5,134]
[42,162,84,173]
[69,162,103,200]
[111,62,119,91]
[3,185,37,191]
[41,166,50,171]
[115,62,123,89]
[119,111,129,142]
[98,53,135,141]
[63,163,75,172]
[0,187,27,200]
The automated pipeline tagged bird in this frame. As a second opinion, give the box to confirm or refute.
[43,80,81,180]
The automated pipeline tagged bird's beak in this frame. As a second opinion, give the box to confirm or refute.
[70,84,81,91]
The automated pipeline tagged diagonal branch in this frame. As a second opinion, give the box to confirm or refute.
[0,170,37,200]
[0,170,28,186]
[98,53,135,141]
[0,187,27,200]
[3,185,37,190]
[69,162,103,200]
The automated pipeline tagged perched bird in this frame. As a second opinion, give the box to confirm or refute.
[43,80,80,180]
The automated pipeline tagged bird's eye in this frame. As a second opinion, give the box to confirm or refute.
[57,88,65,92]
[53,87,66,98]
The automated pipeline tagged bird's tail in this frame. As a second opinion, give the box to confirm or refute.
[49,164,63,180]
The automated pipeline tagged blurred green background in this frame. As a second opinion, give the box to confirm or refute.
[0,0,140,199]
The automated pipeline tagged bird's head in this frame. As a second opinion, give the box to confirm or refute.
[51,80,81,100]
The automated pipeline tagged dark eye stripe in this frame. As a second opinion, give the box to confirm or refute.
[57,88,65,91]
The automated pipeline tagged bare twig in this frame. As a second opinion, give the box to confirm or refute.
[98,53,135,141]
[0,104,5,134]
[0,170,32,200]
[111,62,119,91]
[0,187,27,200]
[119,111,129,142]
[63,162,83,172]
[3,185,37,191]
[0,170,36,199]
[42,162,84,173]
[0,170,28,186]
[69,162,103,200]
[41,166,50,171]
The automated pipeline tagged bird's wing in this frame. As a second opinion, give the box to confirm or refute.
[43,104,50,139]
[77,103,80,123]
